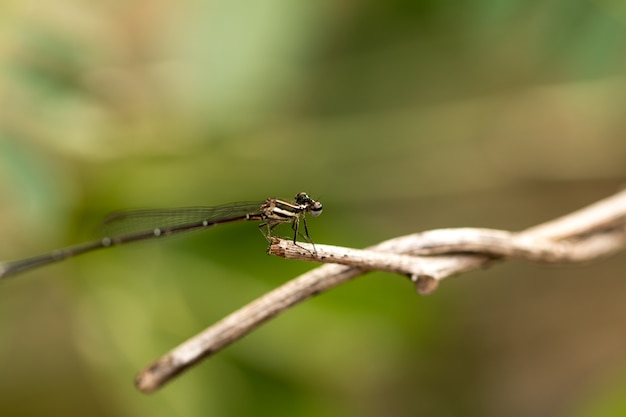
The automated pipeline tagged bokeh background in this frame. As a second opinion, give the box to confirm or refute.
[1,1,626,416]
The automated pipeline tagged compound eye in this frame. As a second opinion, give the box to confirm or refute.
[295,192,310,204]
[310,201,323,217]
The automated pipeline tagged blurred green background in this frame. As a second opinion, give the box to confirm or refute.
[1,1,626,416]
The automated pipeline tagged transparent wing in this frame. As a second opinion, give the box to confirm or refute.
[99,201,265,238]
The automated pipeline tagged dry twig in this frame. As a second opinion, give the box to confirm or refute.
[135,189,626,393]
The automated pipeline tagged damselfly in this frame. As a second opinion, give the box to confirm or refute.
[0,192,322,279]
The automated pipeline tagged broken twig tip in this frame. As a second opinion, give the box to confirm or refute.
[413,275,439,295]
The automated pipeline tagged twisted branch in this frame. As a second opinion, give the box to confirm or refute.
[135,189,626,393]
